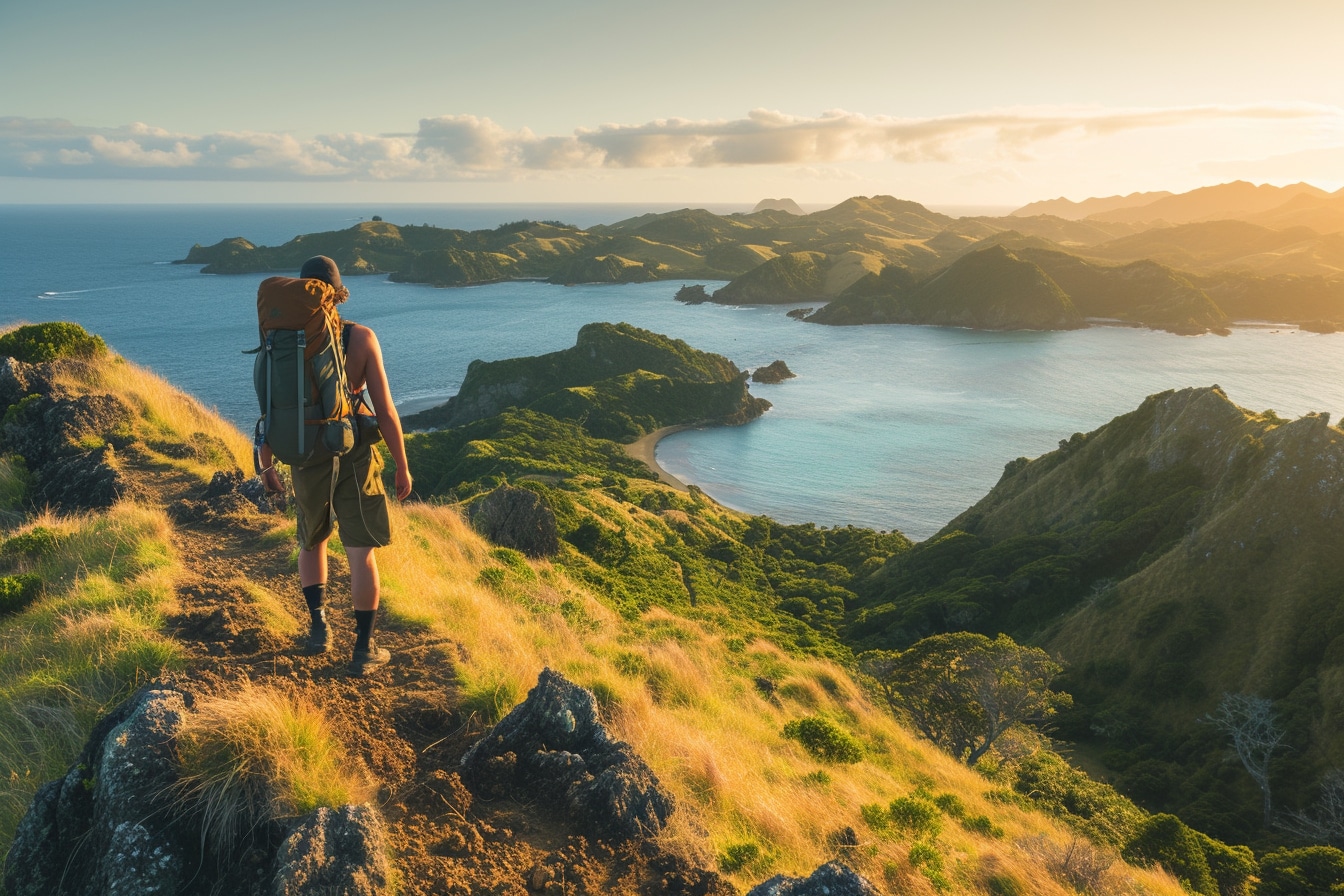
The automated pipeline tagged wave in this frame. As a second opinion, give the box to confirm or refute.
[37,286,132,298]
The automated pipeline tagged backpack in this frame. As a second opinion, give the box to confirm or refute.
[251,276,356,468]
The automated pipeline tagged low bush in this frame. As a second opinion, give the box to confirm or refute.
[888,795,943,838]
[0,322,107,364]
[782,715,863,764]
[0,574,41,615]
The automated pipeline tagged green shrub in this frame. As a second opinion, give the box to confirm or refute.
[3,527,61,560]
[0,322,107,364]
[959,813,1004,838]
[932,792,966,817]
[719,842,761,873]
[889,795,943,838]
[1121,813,1216,896]
[0,574,42,615]
[782,715,863,764]
[1256,846,1344,896]
[861,802,891,831]
[908,840,951,892]
[1195,831,1256,896]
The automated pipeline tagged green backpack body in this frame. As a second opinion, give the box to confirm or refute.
[252,276,356,468]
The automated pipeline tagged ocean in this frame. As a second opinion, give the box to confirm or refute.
[3,203,1343,540]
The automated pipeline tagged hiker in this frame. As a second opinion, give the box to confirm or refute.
[258,256,413,674]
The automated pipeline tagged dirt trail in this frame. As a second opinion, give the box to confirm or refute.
[141,459,720,896]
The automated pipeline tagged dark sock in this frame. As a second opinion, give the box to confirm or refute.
[354,609,376,651]
[303,583,327,625]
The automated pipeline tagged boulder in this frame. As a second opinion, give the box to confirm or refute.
[3,688,187,896]
[747,861,881,896]
[468,485,560,558]
[460,669,675,841]
[271,804,390,896]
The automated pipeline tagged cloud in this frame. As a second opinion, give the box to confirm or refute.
[0,104,1337,182]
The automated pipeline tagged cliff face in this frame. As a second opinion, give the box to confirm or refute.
[849,386,1344,838]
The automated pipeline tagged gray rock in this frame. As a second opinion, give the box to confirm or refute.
[104,822,182,896]
[460,669,674,842]
[468,484,560,558]
[747,862,881,896]
[272,804,389,896]
[0,392,133,511]
[3,780,62,896]
[0,356,31,409]
[96,690,186,831]
[3,688,189,896]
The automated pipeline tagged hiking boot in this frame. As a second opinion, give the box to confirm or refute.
[302,618,331,655]
[349,643,392,675]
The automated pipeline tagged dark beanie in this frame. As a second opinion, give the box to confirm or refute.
[300,256,343,291]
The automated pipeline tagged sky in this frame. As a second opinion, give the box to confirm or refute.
[2,0,1343,209]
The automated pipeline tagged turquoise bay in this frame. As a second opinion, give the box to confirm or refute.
[4,205,1343,540]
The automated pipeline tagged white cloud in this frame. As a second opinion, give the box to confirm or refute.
[0,105,1337,182]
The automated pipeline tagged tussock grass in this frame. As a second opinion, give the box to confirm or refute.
[0,502,183,851]
[373,499,1186,894]
[49,353,253,478]
[173,680,373,857]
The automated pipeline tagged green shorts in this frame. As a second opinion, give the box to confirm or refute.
[293,443,392,550]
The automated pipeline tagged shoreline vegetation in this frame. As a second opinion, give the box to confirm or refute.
[182,181,1344,337]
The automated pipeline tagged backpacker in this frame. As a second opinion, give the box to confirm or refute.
[252,276,356,468]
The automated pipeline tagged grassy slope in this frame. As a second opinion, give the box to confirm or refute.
[850,385,1344,842]
[0,340,1190,895]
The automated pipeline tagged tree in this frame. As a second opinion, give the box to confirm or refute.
[1256,845,1344,896]
[1206,692,1286,826]
[859,632,1071,765]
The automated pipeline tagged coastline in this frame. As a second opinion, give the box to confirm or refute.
[624,425,694,492]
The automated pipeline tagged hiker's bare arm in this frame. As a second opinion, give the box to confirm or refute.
[349,325,413,501]
[258,443,282,494]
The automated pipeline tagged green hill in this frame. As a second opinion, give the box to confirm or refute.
[402,322,766,438]
[848,385,1344,842]
[811,245,1084,330]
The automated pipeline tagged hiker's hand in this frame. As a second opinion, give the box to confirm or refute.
[262,467,283,496]
[395,467,413,502]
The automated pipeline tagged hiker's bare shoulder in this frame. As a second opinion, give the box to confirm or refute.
[344,323,384,365]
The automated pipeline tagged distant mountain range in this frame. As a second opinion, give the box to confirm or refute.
[182,181,1344,336]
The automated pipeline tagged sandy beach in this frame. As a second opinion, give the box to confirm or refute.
[624,425,695,492]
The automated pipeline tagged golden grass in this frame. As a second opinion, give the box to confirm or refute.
[373,499,1187,895]
[173,680,374,856]
[0,502,184,849]
[49,353,253,479]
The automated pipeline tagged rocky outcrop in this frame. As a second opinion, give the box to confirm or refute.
[746,862,880,896]
[460,669,675,842]
[675,284,711,304]
[751,361,796,384]
[468,484,561,558]
[0,389,132,512]
[4,686,389,896]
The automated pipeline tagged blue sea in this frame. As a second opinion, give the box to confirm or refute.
[3,204,1343,540]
